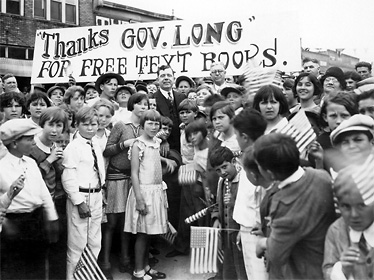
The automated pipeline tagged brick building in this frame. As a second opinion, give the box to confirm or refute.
[0,0,174,91]
[301,48,360,74]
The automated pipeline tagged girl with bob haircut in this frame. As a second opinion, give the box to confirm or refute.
[101,92,149,276]
[127,93,149,112]
[63,85,85,113]
[252,85,289,134]
[292,72,322,114]
[140,108,161,127]
[124,108,169,280]
[209,101,240,154]
[26,91,52,125]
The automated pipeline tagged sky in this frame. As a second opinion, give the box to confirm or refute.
[109,0,374,62]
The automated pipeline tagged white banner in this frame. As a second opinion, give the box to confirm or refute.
[31,11,301,84]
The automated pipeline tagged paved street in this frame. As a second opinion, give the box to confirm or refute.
[110,237,215,280]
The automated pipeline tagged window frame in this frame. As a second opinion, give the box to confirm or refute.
[1,0,24,16]
[33,0,78,25]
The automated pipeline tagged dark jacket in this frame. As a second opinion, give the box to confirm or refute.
[154,89,186,152]
[266,167,336,279]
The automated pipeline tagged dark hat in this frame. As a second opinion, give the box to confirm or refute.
[221,84,246,98]
[135,83,148,94]
[175,75,195,88]
[84,82,96,92]
[46,85,65,97]
[114,85,136,99]
[283,78,295,88]
[95,73,125,94]
[54,82,69,90]
[33,84,46,92]
[196,110,208,119]
[202,76,214,84]
[320,67,346,90]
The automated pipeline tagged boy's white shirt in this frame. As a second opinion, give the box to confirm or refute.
[62,132,106,205]
[330,221,374,280]
[233,168,261,227]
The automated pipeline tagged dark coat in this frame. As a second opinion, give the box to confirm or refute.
[154,89,186,152]
[266,168,336,279]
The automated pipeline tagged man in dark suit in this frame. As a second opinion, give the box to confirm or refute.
[154,65,186,152]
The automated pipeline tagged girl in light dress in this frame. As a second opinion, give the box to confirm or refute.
[101,93,147,275]
[125,109,170,280]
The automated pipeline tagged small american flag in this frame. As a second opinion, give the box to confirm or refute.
[351,153,374,205]
[277,109,316,155]
[73,246,106,280]
[190,226,219,274]
[178,163,196,185]
[243,59,283,95]
[160,222,178,244]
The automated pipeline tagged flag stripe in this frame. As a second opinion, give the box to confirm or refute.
[190,227,219,274]
[277,110,316,155]
[352,154,374,205]
[73,246,106,280]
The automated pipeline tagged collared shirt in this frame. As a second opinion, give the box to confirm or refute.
[329,221,374,280]
[212,82,227,94]
[217,132,241,155]
[180,125,194,164]
[160,88,173,101]
[62,132,106,205]
[111,107,131,125]
[0,152,58,220]
[350,222,374,248]
[233,168,261,227]
[34,134,51,154]
[278,166,305,189]
[93,128,110,152]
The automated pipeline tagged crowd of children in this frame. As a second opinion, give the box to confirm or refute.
[0,62,374,280]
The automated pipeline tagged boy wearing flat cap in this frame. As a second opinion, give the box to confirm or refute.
[323,167,374,280]
[0,118,59,279]
[329,114,374,171]
[221,84,245,115]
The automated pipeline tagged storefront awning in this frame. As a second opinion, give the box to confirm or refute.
[0,58,33,77]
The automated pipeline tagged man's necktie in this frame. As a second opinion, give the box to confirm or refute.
[168,92,173,101]
[88,141,102,187]
[359,233,369,255]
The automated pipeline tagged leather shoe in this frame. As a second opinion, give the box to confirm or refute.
[146,268,166,279]
[149,247,160,255]
[165,249,187,258]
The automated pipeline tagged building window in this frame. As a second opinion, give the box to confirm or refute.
[33,0,78,24]
[65,0,75,24]
[0,46,6,58]
[34,0,46,18]
[0,45,33,60]
[2,0,24,15]
[8,46,26,59]
[51,0,62,22]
